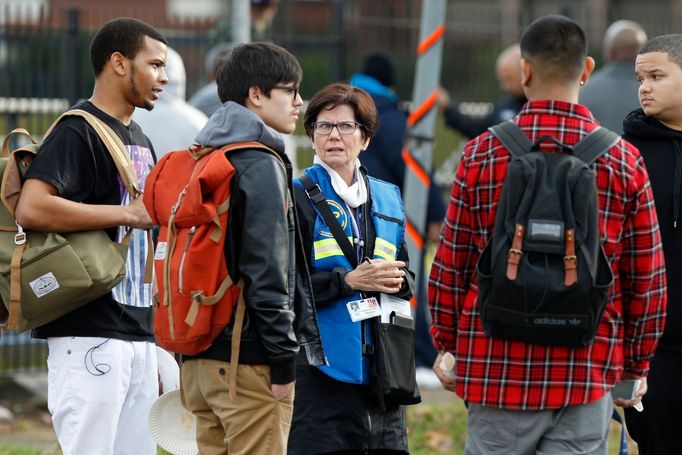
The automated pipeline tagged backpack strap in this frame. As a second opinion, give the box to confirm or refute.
[299,173,358,268]
[572,126,620,166]
[489,121,533,158]
[228,279,245,401]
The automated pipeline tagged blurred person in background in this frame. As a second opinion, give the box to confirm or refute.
[580,20,647,133]
[350,52,445,387]
[442,43,526,139]
[189,42,233,117]
[134,47,207,157]
[289,82,414,455]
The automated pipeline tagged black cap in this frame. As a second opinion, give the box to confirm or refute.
[362,52,394,87]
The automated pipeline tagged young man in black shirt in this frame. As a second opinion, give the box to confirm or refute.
[15,18,167,454]
[623,33,682,455]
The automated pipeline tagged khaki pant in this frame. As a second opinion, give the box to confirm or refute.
[180,358,294,455]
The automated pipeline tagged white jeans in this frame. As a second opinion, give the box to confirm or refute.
[46,337,158,455]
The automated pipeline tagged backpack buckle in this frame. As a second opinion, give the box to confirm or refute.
[14,223,26,246]
[507,248,522,258]
[304,184,326,204]
[506,248,523,280]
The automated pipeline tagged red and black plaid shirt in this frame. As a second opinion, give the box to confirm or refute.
[428,100,667,410]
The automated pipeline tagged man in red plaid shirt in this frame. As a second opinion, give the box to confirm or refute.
[428,15,667,454]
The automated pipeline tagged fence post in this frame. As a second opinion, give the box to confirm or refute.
[330,0,345,82]
[66,8,81,106]
[231,0,251,44]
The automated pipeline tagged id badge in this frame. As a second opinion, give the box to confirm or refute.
[346,297,381,322]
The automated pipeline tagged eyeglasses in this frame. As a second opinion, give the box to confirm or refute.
[312,121,363,136]
[272,85,299,101]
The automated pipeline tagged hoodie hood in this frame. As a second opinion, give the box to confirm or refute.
[349,73,399,103]
[194,101,285,153]
[624,108,682,228]
[623,108,682,140]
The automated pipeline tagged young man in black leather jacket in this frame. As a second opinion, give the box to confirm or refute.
[179,42,324,455]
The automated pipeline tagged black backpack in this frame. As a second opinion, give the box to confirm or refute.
[476,121,617,347]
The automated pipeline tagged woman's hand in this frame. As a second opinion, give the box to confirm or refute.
[344,259,406,293]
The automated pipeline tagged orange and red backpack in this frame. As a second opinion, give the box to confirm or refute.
[143,142,276,359]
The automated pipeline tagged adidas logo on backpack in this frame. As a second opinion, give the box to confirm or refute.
[476,121,616,347]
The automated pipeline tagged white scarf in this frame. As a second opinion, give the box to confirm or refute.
[313,155,368,208]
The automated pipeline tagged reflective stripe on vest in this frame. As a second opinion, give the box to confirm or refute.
[313,236,354,261]
[295,165,405,384]
[374,237,398,260]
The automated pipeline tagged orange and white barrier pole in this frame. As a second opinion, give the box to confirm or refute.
[402,0,447,306]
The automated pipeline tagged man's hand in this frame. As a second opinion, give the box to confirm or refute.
[613,373,647,409]
[437,86,451,111]
[426,221,443,243]
[433,351,456,392]
[272,381,295,400]
[125,196,153,229]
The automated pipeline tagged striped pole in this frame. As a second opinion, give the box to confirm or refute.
[402,0,447,304]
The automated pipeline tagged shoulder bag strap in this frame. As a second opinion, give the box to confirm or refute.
[300,173,358,268]
[57,109,139,197]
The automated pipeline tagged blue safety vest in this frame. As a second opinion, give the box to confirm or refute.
[295,165,405,384]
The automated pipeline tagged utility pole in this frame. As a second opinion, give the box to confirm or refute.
[232,0,251,44]
[402,0,447,299]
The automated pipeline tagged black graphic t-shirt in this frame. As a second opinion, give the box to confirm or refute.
[28,100,156,341]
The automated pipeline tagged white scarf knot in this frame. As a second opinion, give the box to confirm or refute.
[313,156,368,208]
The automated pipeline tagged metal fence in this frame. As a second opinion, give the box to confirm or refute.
[0,332,48,376]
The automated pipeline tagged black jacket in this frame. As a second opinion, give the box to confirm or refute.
[186,102,324,384]
[623,109,682,351]
[288,167,413,454]
[445,93,527,139]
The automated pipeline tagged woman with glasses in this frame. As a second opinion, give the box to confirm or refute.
[288,82,415,455]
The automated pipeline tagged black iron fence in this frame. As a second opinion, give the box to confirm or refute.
[0,333,48,376]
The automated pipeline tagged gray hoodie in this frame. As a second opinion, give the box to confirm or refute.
[195,101,285,153]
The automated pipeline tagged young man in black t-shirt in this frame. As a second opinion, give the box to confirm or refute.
[15,18,168,454]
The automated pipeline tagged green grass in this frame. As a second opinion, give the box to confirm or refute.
[0,444,171,455]
[406,399,639,455]
[0,444,48,455]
